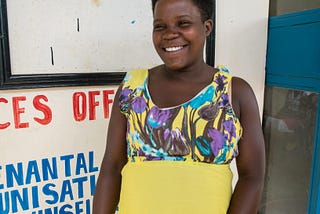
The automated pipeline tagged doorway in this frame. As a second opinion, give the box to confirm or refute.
[259,7,320,214]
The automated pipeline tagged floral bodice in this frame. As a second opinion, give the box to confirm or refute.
[118,66,242,164]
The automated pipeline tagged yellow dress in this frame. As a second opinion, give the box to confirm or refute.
[117,66,242,214]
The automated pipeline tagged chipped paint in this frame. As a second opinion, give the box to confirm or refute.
[131,20,136,24]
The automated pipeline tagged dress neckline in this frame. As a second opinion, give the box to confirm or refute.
[144,68,223,110]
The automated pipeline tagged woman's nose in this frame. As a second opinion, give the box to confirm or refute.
[163,26,179,40]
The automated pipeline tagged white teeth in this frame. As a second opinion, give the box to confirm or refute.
[165,46,183,52]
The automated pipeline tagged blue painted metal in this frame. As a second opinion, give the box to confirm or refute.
[309,96,320,213]
[266,8,320,92]
[265,8,320,214]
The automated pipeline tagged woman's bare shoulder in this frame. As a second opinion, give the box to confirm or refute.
[231,76,258,119]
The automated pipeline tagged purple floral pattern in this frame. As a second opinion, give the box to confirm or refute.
[131,97,147,113]
[208,128,226,156]
[146,107,172,128]
[119,66,242,164]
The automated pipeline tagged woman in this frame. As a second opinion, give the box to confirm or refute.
[93,0,265,213]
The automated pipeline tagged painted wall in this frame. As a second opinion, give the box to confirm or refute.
[0,87,115,213]
[7,0,161,75]
[215,0,269,186]
[0,0,269,213]
[215,0,269,113]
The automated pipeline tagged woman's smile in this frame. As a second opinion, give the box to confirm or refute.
[164,46,185,52]
[152,0,212,71]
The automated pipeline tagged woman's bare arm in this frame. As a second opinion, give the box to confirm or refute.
[228,77,266,214]
[92,86,128,214]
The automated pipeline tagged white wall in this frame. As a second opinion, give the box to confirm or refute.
[0,0,269,213]
[215,0,269,187]
[216,0,269,113]
[7,0,161,75]
[0,87,116,213]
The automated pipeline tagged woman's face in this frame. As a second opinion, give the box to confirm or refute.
[152,0,212,71]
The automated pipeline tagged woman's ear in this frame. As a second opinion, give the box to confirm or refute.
[204,19,213,36]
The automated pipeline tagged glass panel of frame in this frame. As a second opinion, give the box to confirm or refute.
[259,86,318,213]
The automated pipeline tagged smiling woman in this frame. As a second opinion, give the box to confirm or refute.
[152,0,212,72]
[93,0,265,214]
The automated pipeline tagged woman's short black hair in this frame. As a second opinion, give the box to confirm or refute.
[151,0,214,21]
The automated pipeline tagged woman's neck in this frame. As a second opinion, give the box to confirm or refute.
[162,61,213,83]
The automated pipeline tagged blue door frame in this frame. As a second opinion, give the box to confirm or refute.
[265,8,320,213]
[315,98,320,213]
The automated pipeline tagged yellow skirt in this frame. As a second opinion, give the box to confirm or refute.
[118,161,233,214]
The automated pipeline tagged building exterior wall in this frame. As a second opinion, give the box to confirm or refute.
[0,1,269,212]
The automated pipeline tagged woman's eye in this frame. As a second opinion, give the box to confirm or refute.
[153,25,165,31]
[179,21,191,27]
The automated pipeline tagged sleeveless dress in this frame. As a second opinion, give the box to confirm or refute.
[117,66,242,214]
